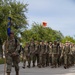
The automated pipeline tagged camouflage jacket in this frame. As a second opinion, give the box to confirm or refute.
[5,38,20,56]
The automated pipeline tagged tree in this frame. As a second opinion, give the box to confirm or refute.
[62,36,75,43]
[0,0,28,41]
[21,22,64,45]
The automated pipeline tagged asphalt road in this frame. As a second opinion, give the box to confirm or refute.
[0,62,75,75]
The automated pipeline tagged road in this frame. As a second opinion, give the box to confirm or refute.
[0,62,75,75]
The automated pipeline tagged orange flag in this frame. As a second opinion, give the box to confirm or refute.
[42,22,47,27]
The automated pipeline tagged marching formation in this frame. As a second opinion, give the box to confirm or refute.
[4,31,75,75]
[21,40,75,69]
[4,17,75,75]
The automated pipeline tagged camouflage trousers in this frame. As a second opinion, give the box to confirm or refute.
[72,54,75,64]
[29,54,39,67]
[57,54,61,66]
[49,54,52,65]
[52,54,58,66]
[34,54,39,66]
[23,55,31,67]
[70,54,74,65]
[31,54,39,66]
[64,54,71,65]
[6,55,19,73]
[39,54,46,67]
[45,53,49,66]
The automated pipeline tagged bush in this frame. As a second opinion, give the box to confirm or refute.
[0,58,5,64]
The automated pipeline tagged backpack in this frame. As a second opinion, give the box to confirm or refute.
[15,38,21,54]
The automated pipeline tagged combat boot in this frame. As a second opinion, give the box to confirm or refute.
[16,71,19,75]
[22,63,25,69]
[55,64,57,68]
[64,64,67,69]
[22,66,25,69]
[33,62,35,67]
[12,64,14,67]
[7,72,10,75]
[51,65,54,68]
[33,64,35,67]
[38,65,41,68]
[27,64,30,68]
[38,63,41,68]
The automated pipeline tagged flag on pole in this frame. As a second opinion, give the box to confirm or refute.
[42,22,47,27]
[7,17,11,36]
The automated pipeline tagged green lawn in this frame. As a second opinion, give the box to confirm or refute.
[0,58,5,64]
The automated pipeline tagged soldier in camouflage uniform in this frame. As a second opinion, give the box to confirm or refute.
[68,42,73,67]
[70,43,75,66]
[38,41,46,68]
[63,42,71,69]
[51,41,58,68]
[29,40,36,67]
[45,42,49,66]
[49,42,52,66]
[34,41,40,67]
[59,43,64,66]
[5,31,20,75]
[22,42,30,68]
[57,42,61,67]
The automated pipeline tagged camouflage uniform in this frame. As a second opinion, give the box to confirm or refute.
[34,41,40,66]
[22,43,30,68]
[5,37,20,74]
[70,44,75,66]
[49,42,52,66]
[52,41,58,68]
[57,43,61,67]
[45,42,49,66]
[38,41,46,67]
[59,43,64,66]
[29,41,36,67]
[63,43,71,69]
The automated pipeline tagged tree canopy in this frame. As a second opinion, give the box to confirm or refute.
[62,36,75,43]
[0,0,28,41]
[21,22,64,45]
[0,0,75,45]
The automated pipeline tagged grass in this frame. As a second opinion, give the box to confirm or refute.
[0,58,5,64]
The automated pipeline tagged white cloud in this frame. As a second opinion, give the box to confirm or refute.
[17,0,75,37]
[27,15,75,36]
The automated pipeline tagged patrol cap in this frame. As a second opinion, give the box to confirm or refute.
[10,31,14,35]
[68,41,70,43]
[26,42,29,44]
[8,17,11,20]
[54,40,57,43]
[54,40,57,42]
[65,41,68,43]
[41,40,44,42]
[30,39,34,42]
[49,41,52,44]
[35,41,38,43]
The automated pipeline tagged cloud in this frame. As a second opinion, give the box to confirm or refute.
[17,0,75,37]
[27,15,75,36]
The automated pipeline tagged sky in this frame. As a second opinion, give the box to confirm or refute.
[17,0,75,37]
